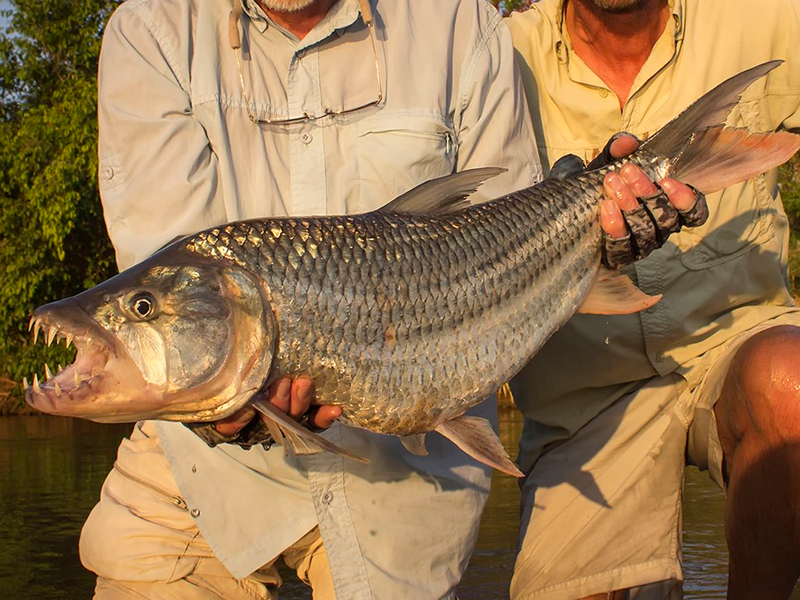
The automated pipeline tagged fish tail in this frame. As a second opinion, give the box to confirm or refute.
[640,60,800,194]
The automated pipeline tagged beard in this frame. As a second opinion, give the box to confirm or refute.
[258,0,319,12]
[585,0,648,13]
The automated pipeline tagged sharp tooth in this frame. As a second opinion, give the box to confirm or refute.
[57,364,64,373]
[23,376,29,389]
[33,324,40,345]
[54,381,62,397]
[33,374,41,394]
[44,364,52,380]
[47,328,56,346]
[74,369,81,388]
[66,333,74,348]
[28,317,35,332]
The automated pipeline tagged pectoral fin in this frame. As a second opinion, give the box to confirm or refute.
[401,434,428,456]
[435,416,523,477]
[577,269,661,315]
[251,399,369,464]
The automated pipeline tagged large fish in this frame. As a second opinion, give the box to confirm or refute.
[23,62,800,476]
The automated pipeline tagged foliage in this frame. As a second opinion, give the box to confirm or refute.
[490,0,534,16]
[0,0,120,408]
[780,156,800,299]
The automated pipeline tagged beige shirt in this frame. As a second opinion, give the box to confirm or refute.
[97,0,541,595]
[507,0,800,471]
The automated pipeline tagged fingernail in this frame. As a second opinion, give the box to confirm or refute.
[620,164,657,196]
[601,198,617,217]
[660,179,676,194]
[604,172,624,196]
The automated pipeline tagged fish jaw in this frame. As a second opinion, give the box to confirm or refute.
[24,303,163,422]
[24,246,278,423]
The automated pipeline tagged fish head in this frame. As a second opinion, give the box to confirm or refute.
[25,250,277,423]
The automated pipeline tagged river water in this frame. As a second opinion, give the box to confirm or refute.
[0,413,797,599]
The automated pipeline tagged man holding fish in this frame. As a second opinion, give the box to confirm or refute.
[507,0,800,598]
[50,0,709,597]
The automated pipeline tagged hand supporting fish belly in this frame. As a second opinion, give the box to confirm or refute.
[23,62,800,477]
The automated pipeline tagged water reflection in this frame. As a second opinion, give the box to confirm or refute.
[0,414,797,599]
[0,417,129,599]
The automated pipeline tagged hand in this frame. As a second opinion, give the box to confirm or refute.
[214,376,342,438]
[600,162,703,268]
[551,133,709,269]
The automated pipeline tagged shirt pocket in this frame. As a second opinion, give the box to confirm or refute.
[677,99,775,270]
[355,114,456,212]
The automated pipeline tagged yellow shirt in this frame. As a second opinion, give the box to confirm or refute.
[507,0,800,466]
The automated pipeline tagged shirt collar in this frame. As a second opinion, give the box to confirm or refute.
[241,0,365,49]
[554,0,684,90]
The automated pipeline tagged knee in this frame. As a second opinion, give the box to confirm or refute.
[731,325,800,441]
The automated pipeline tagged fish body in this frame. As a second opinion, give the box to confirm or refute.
[186,167,622,436]
[23,62,800,475]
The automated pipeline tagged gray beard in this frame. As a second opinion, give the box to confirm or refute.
[586,0,648,13]
[258,0,318,13]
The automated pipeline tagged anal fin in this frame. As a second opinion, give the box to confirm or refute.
[578,269,661,315]
[251,399,369,464]
[435,415,523,477]
[401,434,428,456]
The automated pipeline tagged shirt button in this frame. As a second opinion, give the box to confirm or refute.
[322,491,334,505]
[190,508,201,518]
[103,166,115,180]
[599,89,609,98]
[301,133,313,144]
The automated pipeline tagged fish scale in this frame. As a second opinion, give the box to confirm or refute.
[183,169,609,436]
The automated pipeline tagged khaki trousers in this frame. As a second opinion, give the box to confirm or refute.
[80,421,335,600]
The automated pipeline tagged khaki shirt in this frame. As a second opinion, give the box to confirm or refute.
[507,0,800,471]
[97,0,541,595]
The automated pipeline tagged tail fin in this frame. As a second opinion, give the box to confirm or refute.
[641,60,800,194]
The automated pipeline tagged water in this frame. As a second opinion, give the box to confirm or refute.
[0,414,797,599]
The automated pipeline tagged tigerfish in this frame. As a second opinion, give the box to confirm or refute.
[23,62,800,476]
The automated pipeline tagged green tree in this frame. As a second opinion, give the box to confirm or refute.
[490,0,533,16]
[0,0,120,409]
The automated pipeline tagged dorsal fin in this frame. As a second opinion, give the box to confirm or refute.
[379,167,506,216]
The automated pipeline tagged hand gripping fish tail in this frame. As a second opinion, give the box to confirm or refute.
[22,62,799,478]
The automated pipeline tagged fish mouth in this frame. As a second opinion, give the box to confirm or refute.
[23,314,148,421]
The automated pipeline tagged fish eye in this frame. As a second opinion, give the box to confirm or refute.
[130,293,157,320]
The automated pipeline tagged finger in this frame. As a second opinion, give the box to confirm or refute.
[607,134,640,159]
[214,405,256,437]
[660,178,699,211]
[604,171,639,212]
[618,163,659,197]
[289,376,314,420]
[308,405,343,430]
[600,198,628,238]
[549,154,586,180]
[268,377,292,414]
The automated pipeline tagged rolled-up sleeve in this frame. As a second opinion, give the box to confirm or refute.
[98,5,227,271]
[454,12,542,200]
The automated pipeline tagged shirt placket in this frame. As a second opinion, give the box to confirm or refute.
[305,425,372,599]
[288,46,328,216]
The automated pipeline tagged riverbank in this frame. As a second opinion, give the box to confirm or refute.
[0,394,36,416]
